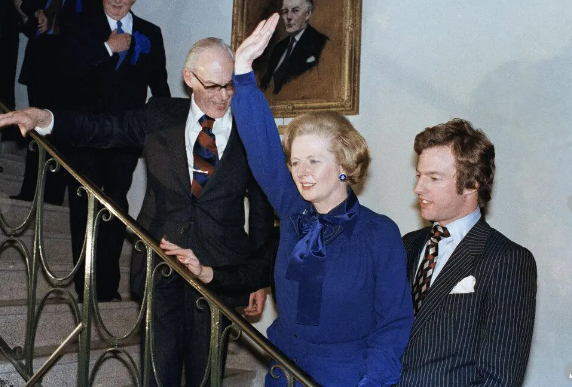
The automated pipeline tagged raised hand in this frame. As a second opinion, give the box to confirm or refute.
[234,13,280,75]
[0,108,52,137]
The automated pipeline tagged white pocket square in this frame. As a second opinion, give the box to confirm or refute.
[449,275,476,294]
[306,56,316,63]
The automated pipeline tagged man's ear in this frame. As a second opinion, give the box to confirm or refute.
[463,182,479,196]
[183,69,193,88]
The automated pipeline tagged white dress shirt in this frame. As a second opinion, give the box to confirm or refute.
[185,95,233,183]
[417,207,481,285]
[103,12,133,56]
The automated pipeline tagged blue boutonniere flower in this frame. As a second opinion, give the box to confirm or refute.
[131,31,151,65]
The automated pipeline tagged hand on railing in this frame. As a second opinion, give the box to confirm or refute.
[160,237,214,284]
[0,108,52,136]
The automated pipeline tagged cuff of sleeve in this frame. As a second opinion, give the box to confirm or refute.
[232,71,257,87]
[104,42,113,56]
[208,269,225,291]
[35,110,54,135]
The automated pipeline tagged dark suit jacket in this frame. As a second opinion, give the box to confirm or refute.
[0,0,22,109]
[18,0,72,88]
[260,24,328,94]
[51,97,274,306]
[397,219,537,387]
[59,4,170,114]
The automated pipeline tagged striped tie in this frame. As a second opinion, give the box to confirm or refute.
[412,224,451,315]
[190,115,218,197]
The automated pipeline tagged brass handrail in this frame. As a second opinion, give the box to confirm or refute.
[0,113,320,386]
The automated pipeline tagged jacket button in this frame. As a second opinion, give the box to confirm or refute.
[179,227,185,235]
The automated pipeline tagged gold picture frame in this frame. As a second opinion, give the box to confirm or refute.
[231,0,361,118]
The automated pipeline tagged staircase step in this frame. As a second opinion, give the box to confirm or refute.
[0,174,22,199]
[0,263,132,302]
[0,139,26,157]
[226,338,269,387]
[0,233,133,268]
[223,368,259,387]
[0,197,69,234]
[0,152,25,180]
[0,305,271,387]
[0,343,140,387]
[0,300,141,350]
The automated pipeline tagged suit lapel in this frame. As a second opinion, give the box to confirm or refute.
[407,230,430,286]
[410,219,492,338]
[128,12,138,60]
[165,122,192,195]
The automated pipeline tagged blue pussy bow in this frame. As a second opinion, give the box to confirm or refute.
[131,31,150,65]
[286,189,359,326]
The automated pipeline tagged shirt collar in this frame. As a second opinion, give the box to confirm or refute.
[105,12,133,33]
[188,94,233,135]
[434,207,481,243]
[292,27,306,43]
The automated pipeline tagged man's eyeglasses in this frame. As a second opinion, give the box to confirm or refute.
[191,71,234,93]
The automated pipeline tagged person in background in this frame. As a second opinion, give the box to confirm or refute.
[0,0,26,111]
[397,119,537,387]
[11,0,75,204]
[58,0,171,302]
[216,15,413,387]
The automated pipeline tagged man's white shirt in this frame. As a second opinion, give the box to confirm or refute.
[417,207,481,285]
[185,95,232,183]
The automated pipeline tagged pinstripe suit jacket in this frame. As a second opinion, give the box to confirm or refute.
[398,219,537,387]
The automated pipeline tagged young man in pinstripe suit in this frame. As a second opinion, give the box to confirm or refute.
[398,119,537,387]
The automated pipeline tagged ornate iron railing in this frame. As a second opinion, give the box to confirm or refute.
[0,107,320,387]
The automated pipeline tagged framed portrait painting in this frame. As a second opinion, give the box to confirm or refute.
[231,0,362,118]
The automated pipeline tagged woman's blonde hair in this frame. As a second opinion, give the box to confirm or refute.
[282,111,370,185]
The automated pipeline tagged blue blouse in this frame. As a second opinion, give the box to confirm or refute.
[232,72,413,387]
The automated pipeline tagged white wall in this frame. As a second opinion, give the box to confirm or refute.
[14,0,572,385]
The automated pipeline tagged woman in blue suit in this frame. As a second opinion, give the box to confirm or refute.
[177,15,414,387]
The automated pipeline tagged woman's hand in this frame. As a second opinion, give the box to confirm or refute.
[160,238,214,283]
[234,13,280,75]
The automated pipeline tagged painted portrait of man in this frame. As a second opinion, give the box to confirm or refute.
[259,0,328,95]
[232,0,361,116]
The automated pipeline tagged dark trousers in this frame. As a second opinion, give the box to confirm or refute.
[67,147,139,300]
[149,272,229,387]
